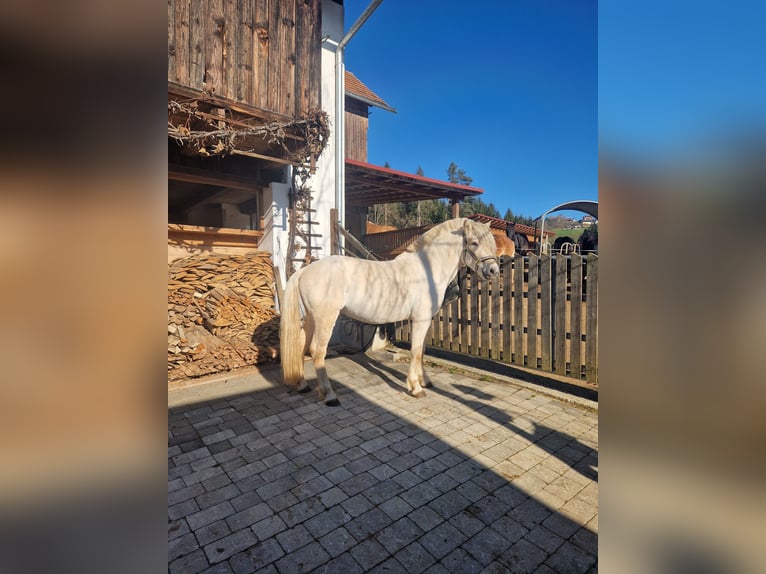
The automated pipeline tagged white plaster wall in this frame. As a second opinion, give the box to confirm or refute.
[265,1,343,279]
[260,181,290,287]
[306,0,344,261]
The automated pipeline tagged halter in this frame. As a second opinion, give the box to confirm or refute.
[461,238,498,276]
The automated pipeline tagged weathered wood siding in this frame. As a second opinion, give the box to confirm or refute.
[345,98,368,161]
[396,254,599,384]
[168,0,321,118]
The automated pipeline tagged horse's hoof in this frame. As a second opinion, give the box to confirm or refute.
[297,385,311,394]
[412,390,427,398]
[325,398,340,407]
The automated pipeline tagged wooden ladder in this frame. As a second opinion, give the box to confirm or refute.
[286,172,322,277]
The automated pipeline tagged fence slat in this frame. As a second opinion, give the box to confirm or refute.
[554,254,568,376]
[480,276,490,358]
[540,254,553,371]
[571,254,584,379]
[490,271,501,360]
[460,272,470,353]
[470,272,479,355]
[502,259,512,363]
[527,254,538,368]
[513,255,524,366]
[585,254,598,382]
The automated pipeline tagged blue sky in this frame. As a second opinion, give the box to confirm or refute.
[343,0,597,220]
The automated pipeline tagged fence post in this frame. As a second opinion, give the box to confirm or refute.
[585,254,598,383]
[513,255,524,366]
[527,254,539,369]
[554,254,568,376]
[540,254,553,371]
[500,258,511,363]
[571,254,584,379]
[490,268,501,360]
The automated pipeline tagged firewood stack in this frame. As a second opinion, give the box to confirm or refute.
[168,252,279,381]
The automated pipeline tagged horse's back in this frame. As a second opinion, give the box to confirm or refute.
[297,255,425,324]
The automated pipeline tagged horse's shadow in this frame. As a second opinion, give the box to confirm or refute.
[349,352,598,483]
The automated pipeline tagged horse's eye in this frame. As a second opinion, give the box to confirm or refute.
[472,240,479,247]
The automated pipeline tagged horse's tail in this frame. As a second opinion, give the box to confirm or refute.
[280,268,305,387]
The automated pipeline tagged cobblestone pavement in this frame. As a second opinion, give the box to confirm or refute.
[168,350,598,573]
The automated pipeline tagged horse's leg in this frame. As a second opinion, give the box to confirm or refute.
[311,308,341,406]
[407,319,430,398]
[296,313,315,394]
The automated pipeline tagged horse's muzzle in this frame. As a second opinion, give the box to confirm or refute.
[479,258,500,279]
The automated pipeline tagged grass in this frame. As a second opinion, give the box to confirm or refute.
[548,227,586,241]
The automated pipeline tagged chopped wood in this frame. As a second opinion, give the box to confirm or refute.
[168,251,280,382]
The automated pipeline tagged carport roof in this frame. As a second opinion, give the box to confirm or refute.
[345,158,484,207]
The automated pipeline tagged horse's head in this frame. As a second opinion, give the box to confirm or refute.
[462,220,500,279]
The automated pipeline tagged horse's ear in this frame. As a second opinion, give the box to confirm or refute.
[462,218,476,241]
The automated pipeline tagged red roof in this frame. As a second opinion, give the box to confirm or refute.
[345,71,396,113]
[345,158,483,207]
[468,213,554,238]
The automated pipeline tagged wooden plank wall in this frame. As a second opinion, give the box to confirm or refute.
[168,0,321,117]
[394,254,599,384]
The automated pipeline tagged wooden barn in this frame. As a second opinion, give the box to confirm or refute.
[167,0,329,268]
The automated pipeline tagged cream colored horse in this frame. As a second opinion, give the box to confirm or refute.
[280,218,499,405]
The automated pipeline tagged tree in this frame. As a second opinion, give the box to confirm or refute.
[446,162,473,186]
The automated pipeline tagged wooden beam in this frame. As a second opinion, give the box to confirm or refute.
[168,164,262,190]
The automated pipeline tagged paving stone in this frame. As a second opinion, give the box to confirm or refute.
[169,483,205,506]
[169,548,209,574]
[391,469,421,489]
[316,486,348,508]
[275,524,313,553]
[312,552,364,574]
[279,496,324,528]
[542,510,581,540]
[273,541,330,573]
[201,562,234,574]
[345,507,394,542]
[409,506,444,532]
[317,526,357,558]
[251,514,287,541]
[168,518,191,541]
[225,501,271,531]
[524,524,565,554]
[197,484,240,509]
[169,498,201,521]
[429,490,471,519]
[168,531,198,562]
[195,519,232,547]
[375,516,424,554]
[498,538,549,574]
[187,501,235,531]
[349,538,389,570]
[303,504,352,538]
[420,519,466,560]
[399,480,442,509]
[341,493,374,518]
[204,528,257,564]
[440,548,484,574]
[395,541,436,572]
[229,538,284,573]
[264,490,298,514]
[463,527,513,566]
[379,495,414,521]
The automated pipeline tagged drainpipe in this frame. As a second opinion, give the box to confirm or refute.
[334,0,384,249]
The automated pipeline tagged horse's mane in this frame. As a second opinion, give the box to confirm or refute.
[404,219,464,253]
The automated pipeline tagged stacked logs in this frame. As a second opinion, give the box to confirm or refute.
[168,252,279,382]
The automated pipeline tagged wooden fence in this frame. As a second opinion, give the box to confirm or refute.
[394,254,598,383]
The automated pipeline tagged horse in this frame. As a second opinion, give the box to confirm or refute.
[280,218,500,406]
[493,231,515,258]
[578,226,598,254]
[506,222,533,255]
